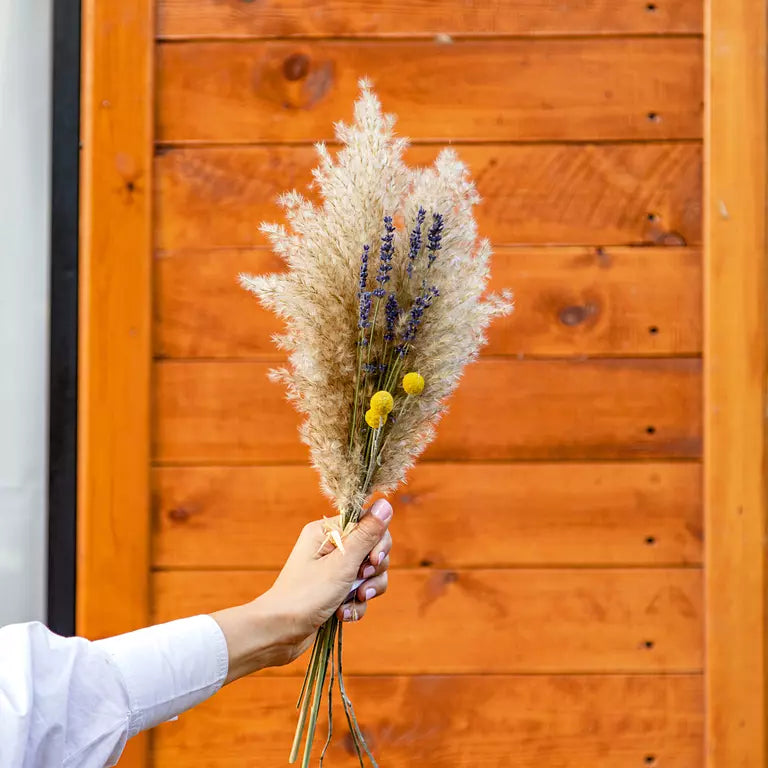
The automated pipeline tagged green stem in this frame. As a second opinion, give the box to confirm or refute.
[301,623,335,768]
[290,623,328,763]
[319,620,338,767]
[349,332,366,452]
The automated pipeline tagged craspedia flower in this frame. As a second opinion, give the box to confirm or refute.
[365,409,387,429]
[402,372,425,396]
[370,390,394,415]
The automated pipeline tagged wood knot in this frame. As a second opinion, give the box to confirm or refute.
[559,305,588,326]
[283,53,310,81]
[168,507,190,522]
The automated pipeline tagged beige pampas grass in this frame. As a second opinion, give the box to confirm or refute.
[240,80,512,767]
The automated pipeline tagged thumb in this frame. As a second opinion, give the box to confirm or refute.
[333,499,393,571]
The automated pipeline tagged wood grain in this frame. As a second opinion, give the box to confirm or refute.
[154,246,702,359]
[154,143,703,249]
[153,358,702,463]
[153,568,703,673]
[79,0,153,765]
[153,462,703,568]
[157,0,703,38]
[705,0,768,764]
[157,39,703,143]
[153,674,703,768]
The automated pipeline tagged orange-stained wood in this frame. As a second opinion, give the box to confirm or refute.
[78,0,153,649]
[157,39,703,143]
[153,462,703,568]
[704,0,768,764]
[153,674,704,767]
[154,246,702,359]
[154,143,702,249]
[157,0,703,38]
[152,358,702,464]
[79,0,153,765]
[153,568,703,674]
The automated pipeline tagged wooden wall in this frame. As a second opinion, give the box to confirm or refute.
[148,2,704,765]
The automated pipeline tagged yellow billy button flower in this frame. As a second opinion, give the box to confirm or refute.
[365,408,387,429]
[370,390,394,416]
[402,372,425,396]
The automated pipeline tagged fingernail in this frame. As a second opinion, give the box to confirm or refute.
[378,551,386,566]
[365,587,376,601]
[343,607,352,621]
[362,565,376,579]
[371,499,393,523]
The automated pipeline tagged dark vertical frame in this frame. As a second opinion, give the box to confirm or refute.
[48,0,81,636]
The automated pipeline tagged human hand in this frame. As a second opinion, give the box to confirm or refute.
[211,499,392,682]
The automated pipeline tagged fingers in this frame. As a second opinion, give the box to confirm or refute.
[337,600,367,622]
[359,551,389,580]
[356,571,388,602]
[336,571,389,622]
[359,530,391,578]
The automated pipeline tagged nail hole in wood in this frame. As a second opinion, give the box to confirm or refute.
[126,181,135,192]
[419,559,434,568]
[645,535,656,546]
[646,2,657,10]
[647,111,660,122]
[644,640,655,649]
[644,755,657,766]
[647,212,658,222]
[646,426,656,435]
[648,325,659,334]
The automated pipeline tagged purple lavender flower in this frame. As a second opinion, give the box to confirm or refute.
[358,244,370,295]
[406,207,426,278]
[383,292,399,342]
[396,284,440,357]
[358,290,373,330]
[426,212,444,268]
[363,362,379,374]
[373,216,395,297]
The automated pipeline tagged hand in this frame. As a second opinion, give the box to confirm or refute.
[211,499,393,683]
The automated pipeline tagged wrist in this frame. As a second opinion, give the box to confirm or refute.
[211,594,303,684]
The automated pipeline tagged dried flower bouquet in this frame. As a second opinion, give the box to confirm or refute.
[240,80,512,766]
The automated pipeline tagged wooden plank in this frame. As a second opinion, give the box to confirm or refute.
[155,143,703,250]
[153,462,703,568]
[153,674,703,768]
[79,0,153,765]
[154,246,702,359]
[153,358,702,463]
[704,0,768,765]
[153,568,703,673]
[157,0,704,38]
[156,39,703,143]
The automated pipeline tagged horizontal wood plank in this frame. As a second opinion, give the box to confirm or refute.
[153,674,703,767]
[153,568,703,673]
[154,247,702,359]
[153,359,702,463]
[153,462,703,568]
[155,143,702,249]
[157,39,702,143]
[157,0,703,38]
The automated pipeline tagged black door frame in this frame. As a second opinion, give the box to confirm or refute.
[48,0,81,636]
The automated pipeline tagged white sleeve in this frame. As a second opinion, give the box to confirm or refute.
[0,615,229,768]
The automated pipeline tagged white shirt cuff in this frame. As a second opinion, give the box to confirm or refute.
[94,615,229,738]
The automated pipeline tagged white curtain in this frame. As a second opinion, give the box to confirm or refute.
[0,0,52,624]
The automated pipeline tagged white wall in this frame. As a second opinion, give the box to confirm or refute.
[0,0,52,624]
